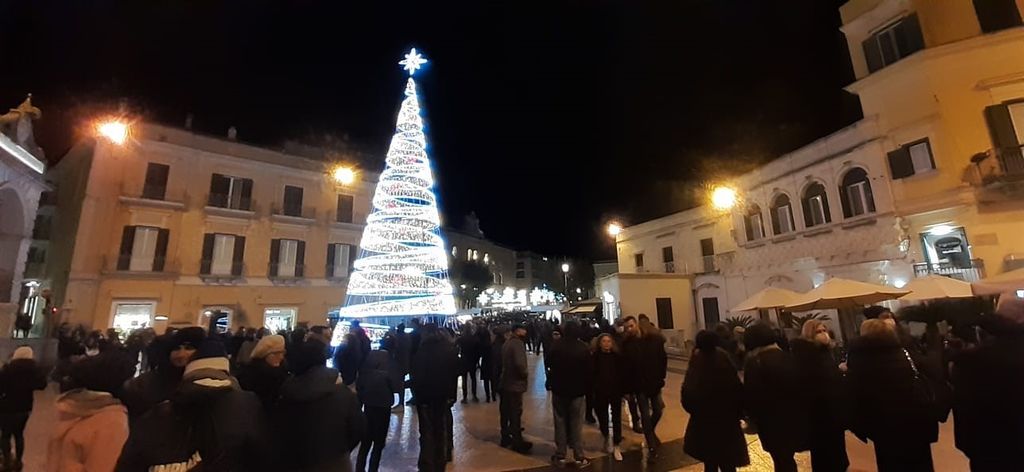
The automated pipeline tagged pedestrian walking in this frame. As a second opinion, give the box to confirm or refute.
[356,345,398,472]
[743,322,808,472]
[457,324,481,403]
[591,333,625,461]
[546,322,592,468]
[237,334,289,412]
[477,322,495,402]
[622,316,668,460]
[0,347,46,470]
[121,327,204,420]
[410,324,460,472]
[847,319,938,472]
[791,320,849,472]
[682,331,749,472]
[393,324,412,407]
[499,324,533,453]
[951,297,1024,472]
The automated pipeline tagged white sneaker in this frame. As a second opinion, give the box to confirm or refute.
[604,437,613,453]
[613,446,623,461]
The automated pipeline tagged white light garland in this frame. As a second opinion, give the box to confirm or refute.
[334,49,456,327]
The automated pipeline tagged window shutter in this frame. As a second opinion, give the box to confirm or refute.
[862,36,883,73]
[896,14,925,56]
[865,180,876,213]
[269,239,281,277]
[744,215,754,241]
[200,233,215,274]
[240,179,254,211]
[839,184,853,219]
[985,104,1020,150]
[887,147,915,179]
[295,241,306,277]
[821,194,832,223]
[208,174,229,206]
[326,244,337,278]
[232,236,246,276]
[770,206,781,234]
[347,244,356,274]
[801,196,814,227]
[337,194,354,223]
[154,228,169,271]
[118,226,136,270]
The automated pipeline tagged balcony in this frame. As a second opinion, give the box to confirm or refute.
[663,261,676,273]
[271,204,316,225]
[913,259,986,283]
[268,263,305,283]
[700,255,718,274]
[102,255,181,278]
[119,182,187,211]
[205,194,256,219]
[967,145,1024,190]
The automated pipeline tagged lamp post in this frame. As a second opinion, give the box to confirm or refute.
[561,262,570,297]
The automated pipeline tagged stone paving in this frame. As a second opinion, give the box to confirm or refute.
[20,353,968,471]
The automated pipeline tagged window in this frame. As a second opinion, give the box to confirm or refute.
[973,0,1023,33]
[744,205,765,241]
[634,253,644,271]
[655,298,674,329]
[1009,102,1024,141]
[117,226,169,272]
[700,238,716,273]
[200,233,245,276]
[840,168,876,218]
[327,243,354,278]
[515,261,525,269]
[451,246,458,257]
[515,270,525,279]
[270,239,305,278]
[208,174,253,210]
[142,163,169,200]
[887,138,936,179]
[466,248,473,261]
[283,186,304,217]
[771,194,795,235]
[862,14,924,73]
[909,142,935,174]
[984,102,1024,175]
[661,246,674,263]
[483,253,490,264]
[801,182,832,227]
[336,194,354,223]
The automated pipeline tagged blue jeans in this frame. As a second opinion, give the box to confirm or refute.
[552,394,585,459]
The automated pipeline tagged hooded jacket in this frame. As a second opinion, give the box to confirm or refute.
[48,389,129,472]
[498,336,528,393]
[410,335,460,403]
[0,358,47,413]
[115,367,272,472]
[545,338,591,398]
[236,358,289,412]
[356,350,397,408]
[273,365,365,472]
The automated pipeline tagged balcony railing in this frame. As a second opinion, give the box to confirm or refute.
[968,145,1024,187]
[207,194,253,212]
[103,255,180,276]
[120,182,188,207]
[199,260,245,280]
[664,261,676,273]
[269,263,305,279]
[700,255,718,273]
[913,259,986,283]
[272,204,316,220]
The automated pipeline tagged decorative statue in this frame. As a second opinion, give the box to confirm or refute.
[0,94,44,158]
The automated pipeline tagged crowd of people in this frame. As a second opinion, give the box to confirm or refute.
[0,295,1018,471]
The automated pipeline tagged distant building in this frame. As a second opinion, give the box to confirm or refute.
[43,122,374,333]
[514,251,565,293]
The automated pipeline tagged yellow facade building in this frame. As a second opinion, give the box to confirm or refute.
[45,123,375,333]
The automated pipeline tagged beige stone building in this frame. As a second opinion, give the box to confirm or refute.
[45,122,375,333]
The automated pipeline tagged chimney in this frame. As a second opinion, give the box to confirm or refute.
[227,126,237,141]
[184,113,194,130]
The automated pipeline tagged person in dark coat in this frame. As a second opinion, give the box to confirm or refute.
[0,347,46,470]
[545,321,592,467]
[682,331,749,472]
[356,346,397,472]
[457,324,481,403]
[847,319,938,472]
[335,326,366,386]
[116,339,273,472]
[499,324,532,453]
[951,298,1024,471]
[490,325,508,402]
[393,324,412,407]
[410,324,460,472]
[622,316,668,457]
[742,322,808,472]
[274,339,366,472]
[791,320,849,472]
[476,323,495,402]
[237,334,289,412]
[591,333,625,461]
[120,327,205,420]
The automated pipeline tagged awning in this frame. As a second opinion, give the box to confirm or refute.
[564,304,598,314]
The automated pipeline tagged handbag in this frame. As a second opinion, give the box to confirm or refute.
[902,348,952,423]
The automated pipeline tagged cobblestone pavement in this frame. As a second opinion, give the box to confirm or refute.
[21,354,967,471]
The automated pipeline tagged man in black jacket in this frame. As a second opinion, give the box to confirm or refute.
[410,324,460,472]
[499,324,532,453]
[622,315,668,460]
[545,322,591,467]
[120,327,204,421]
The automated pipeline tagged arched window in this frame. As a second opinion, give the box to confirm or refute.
[840,168,875,218]
[743,204,765,241]
[770,194,796,235]
[801,182,832,227]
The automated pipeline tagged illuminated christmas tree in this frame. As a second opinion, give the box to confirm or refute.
[335,48,456,322]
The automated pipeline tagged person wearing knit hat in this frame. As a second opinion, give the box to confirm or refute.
[237,335,289,412]
[950,294,1024,471]
[121,328,203,421]
[0,346,45,470]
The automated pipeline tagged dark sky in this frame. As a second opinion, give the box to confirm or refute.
[0,0,860,260]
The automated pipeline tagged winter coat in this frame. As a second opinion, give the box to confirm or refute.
[357,350,397,408]
[846,334,938,447]
[490,336,505,383]
[335,333,366,386]
[410,336,460,404]
[477,329,494,380]
[457,333,480,373]
[0,358,47,413]
[237,358,290,411]
[621,333,668,395]
[273,365,366,472]
[591,349,625,400]
[545,339,590,398]
[120,368,182,420]
[115,368,272,472]
[951,327,1024,462]
[499,336,528,393]
[48,389,129,472]
[790,338,848,434]
[682,347,749,467]
[394,331,412,375]
[743,344,809,454]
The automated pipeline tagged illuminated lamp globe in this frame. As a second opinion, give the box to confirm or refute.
[710,186,738,211]
[561,263,570,273]
[332,166,356,185]
[606,222,623,237]
[96,120,129,145]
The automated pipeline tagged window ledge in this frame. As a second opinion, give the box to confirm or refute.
[119,196,185,211]
[204,206,256,219]
[741,240,767,249]
[326,276,350,283]
[841,215,877,229]
[199,273,244,283]
[269,276,305,285]
[331,221,366,231]
[271,214,316,226]
[102,269,179,279]
[772,234,798,243]
[802,227,833,238]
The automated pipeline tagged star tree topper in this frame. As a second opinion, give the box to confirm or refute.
[399,48,428,75]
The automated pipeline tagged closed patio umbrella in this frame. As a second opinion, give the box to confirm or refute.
[900,274,975,301]
[785,277,908,311]
[731,287,801,312]
[973,267,1024,295]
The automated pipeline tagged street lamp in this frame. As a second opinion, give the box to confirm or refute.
[561,263,570,297]
[96,120,129,145]
[606,221,623,237]
[332,166,356,186]
[710,185,738,211]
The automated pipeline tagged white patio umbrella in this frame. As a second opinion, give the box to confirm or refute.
[900,274,975,301]
[973,267,1024,295]
[731,287,801,312]
[785,277,909,311]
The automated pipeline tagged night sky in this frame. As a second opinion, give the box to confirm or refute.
[1,0,861,260]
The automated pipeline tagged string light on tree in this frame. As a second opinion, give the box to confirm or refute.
[331,48,456,334]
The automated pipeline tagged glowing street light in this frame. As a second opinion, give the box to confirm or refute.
[710,185,738,211]
[332,166,356,186]
[96,120,129,145]
[561,263,570,273]
[606,221,623,237]
[561,262,570,297]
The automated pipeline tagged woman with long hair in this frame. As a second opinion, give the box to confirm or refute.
[791,320,849,471]
[681,330,749,472]
[590,333,625,461]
